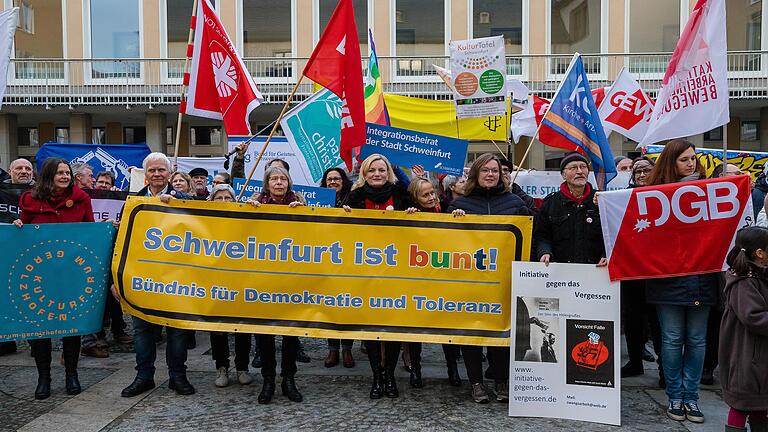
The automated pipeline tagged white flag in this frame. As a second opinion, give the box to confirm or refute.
[509,95,537,143]
[0,8,18,110]
[638,0,728,147]
[598,68,655,142]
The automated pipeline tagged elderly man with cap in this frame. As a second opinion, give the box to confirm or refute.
[534,151,607,266]
[188,167,210,199]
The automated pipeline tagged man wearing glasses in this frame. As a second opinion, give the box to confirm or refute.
[534,151,607,267]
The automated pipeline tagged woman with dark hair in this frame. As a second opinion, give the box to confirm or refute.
[12,158,94,400]
[629,157,655,187]
[719,226,768,432]
[448,153,530,404]
[343,153,413,399]
[321,167,352,208]
[245,165,305,404]
[645,139,718,423]
[320,167,355,368]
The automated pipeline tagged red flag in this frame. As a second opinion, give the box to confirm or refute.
[185,0,263,136]
[598,176,752,281]
[303,0,365,169]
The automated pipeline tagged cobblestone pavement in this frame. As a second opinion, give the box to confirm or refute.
[0,326,728,431]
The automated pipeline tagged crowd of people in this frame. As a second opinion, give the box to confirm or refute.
[1,141,767,431]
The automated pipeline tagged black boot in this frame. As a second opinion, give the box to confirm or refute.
[447,362,462,387]
[281,376,303,402]
[258,377,275,404]
[409,367,423,388]
[35,370,51,400]
[384,369,399,398]
[369,367,384,399]
[65,372,81,395]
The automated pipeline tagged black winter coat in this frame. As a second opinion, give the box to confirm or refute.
[448,184,530,216]
[645,273,720,306]
[533,185,604,264]
[346,182,412,211]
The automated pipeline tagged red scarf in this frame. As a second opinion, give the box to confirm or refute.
[560,182,591,205]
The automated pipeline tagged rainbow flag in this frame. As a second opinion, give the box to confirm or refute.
[364,29,390,126]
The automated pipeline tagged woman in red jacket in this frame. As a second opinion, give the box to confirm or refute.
[13,157,94,400]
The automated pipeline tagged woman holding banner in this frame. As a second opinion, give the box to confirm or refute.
[246,166,304,404]
[343,154,413,399]
[406,177,463,387]
[645,140,719,424]
[448,153,531,404]
[170,171,194,195]
[320,167,355,368]
[12,158,94,400]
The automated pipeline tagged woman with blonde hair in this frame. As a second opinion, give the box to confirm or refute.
[170,171,194,195]
[343,154,413,398]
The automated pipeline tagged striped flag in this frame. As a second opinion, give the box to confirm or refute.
[364,29,390,126]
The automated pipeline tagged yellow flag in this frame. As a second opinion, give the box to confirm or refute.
[384,94,509,141]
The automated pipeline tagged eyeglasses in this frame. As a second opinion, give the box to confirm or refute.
[326,177,342,182]
[564,164,589,172]
[634,168,652,175]
[479,168,499,175]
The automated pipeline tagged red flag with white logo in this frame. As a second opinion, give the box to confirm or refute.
[598,176,752,281]
[303,0,365,169]
[598,68,655,142]
[638,0,728,146]
[185,0,263,136]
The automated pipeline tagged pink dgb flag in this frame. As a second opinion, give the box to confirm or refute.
[638,0,728,147]
[184,0,264,136]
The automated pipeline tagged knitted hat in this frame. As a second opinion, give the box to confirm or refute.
[560,152,589,172]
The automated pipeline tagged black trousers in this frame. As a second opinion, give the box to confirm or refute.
[462,345,508,384]
[442,344,460,365]
[365,340,401,372]
[258,334,298,378]
[30,337,81,372]
[703,307,723,371]
[622,280,662,366]
[210,332,252,371]
[408,342,422,370]
[102,292,126,335]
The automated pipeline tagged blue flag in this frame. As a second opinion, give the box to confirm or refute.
[36,142,151,190]
[541,54,616,189]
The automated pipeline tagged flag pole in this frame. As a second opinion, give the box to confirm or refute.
[172,0,199,170]
[236,74,305,201]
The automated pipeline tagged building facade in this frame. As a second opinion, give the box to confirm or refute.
[0,0,766,170]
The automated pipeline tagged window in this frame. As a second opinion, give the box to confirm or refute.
[92,127,104,144]
[191,126,221,146]
[17,127,38,147]
[742,121,759,141]
[319,0,366,53]
[472,0,523,75]
[628,0,680,74]
[89,0,140,78]
[124,127,146,144]
[243,0,292,78]
[55,127,69,143]
[703,127,723,142]
[550,0,602,74]
[12,0,64,79]
[395,0,445,77]
[164,0,194,79]
[727,0,762,71]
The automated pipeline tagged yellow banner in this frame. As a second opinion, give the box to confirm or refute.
[113,197,532,346]
[385,94,509,141]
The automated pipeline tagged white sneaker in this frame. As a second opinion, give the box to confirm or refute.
[215,367,229,387]
[237,370,254,385]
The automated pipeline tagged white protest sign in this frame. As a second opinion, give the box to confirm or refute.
[449,36,507,119]
[510,262,621,426]
[175,156,227,179]
[129,168,147,193]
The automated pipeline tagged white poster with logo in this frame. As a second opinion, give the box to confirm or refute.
[449,36,507,119]
[510,262,621,426]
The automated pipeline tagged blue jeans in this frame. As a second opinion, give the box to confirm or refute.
[133,317,188,380]
[655,304,710,403]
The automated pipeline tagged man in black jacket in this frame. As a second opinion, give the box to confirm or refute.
[534,152,607,266]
